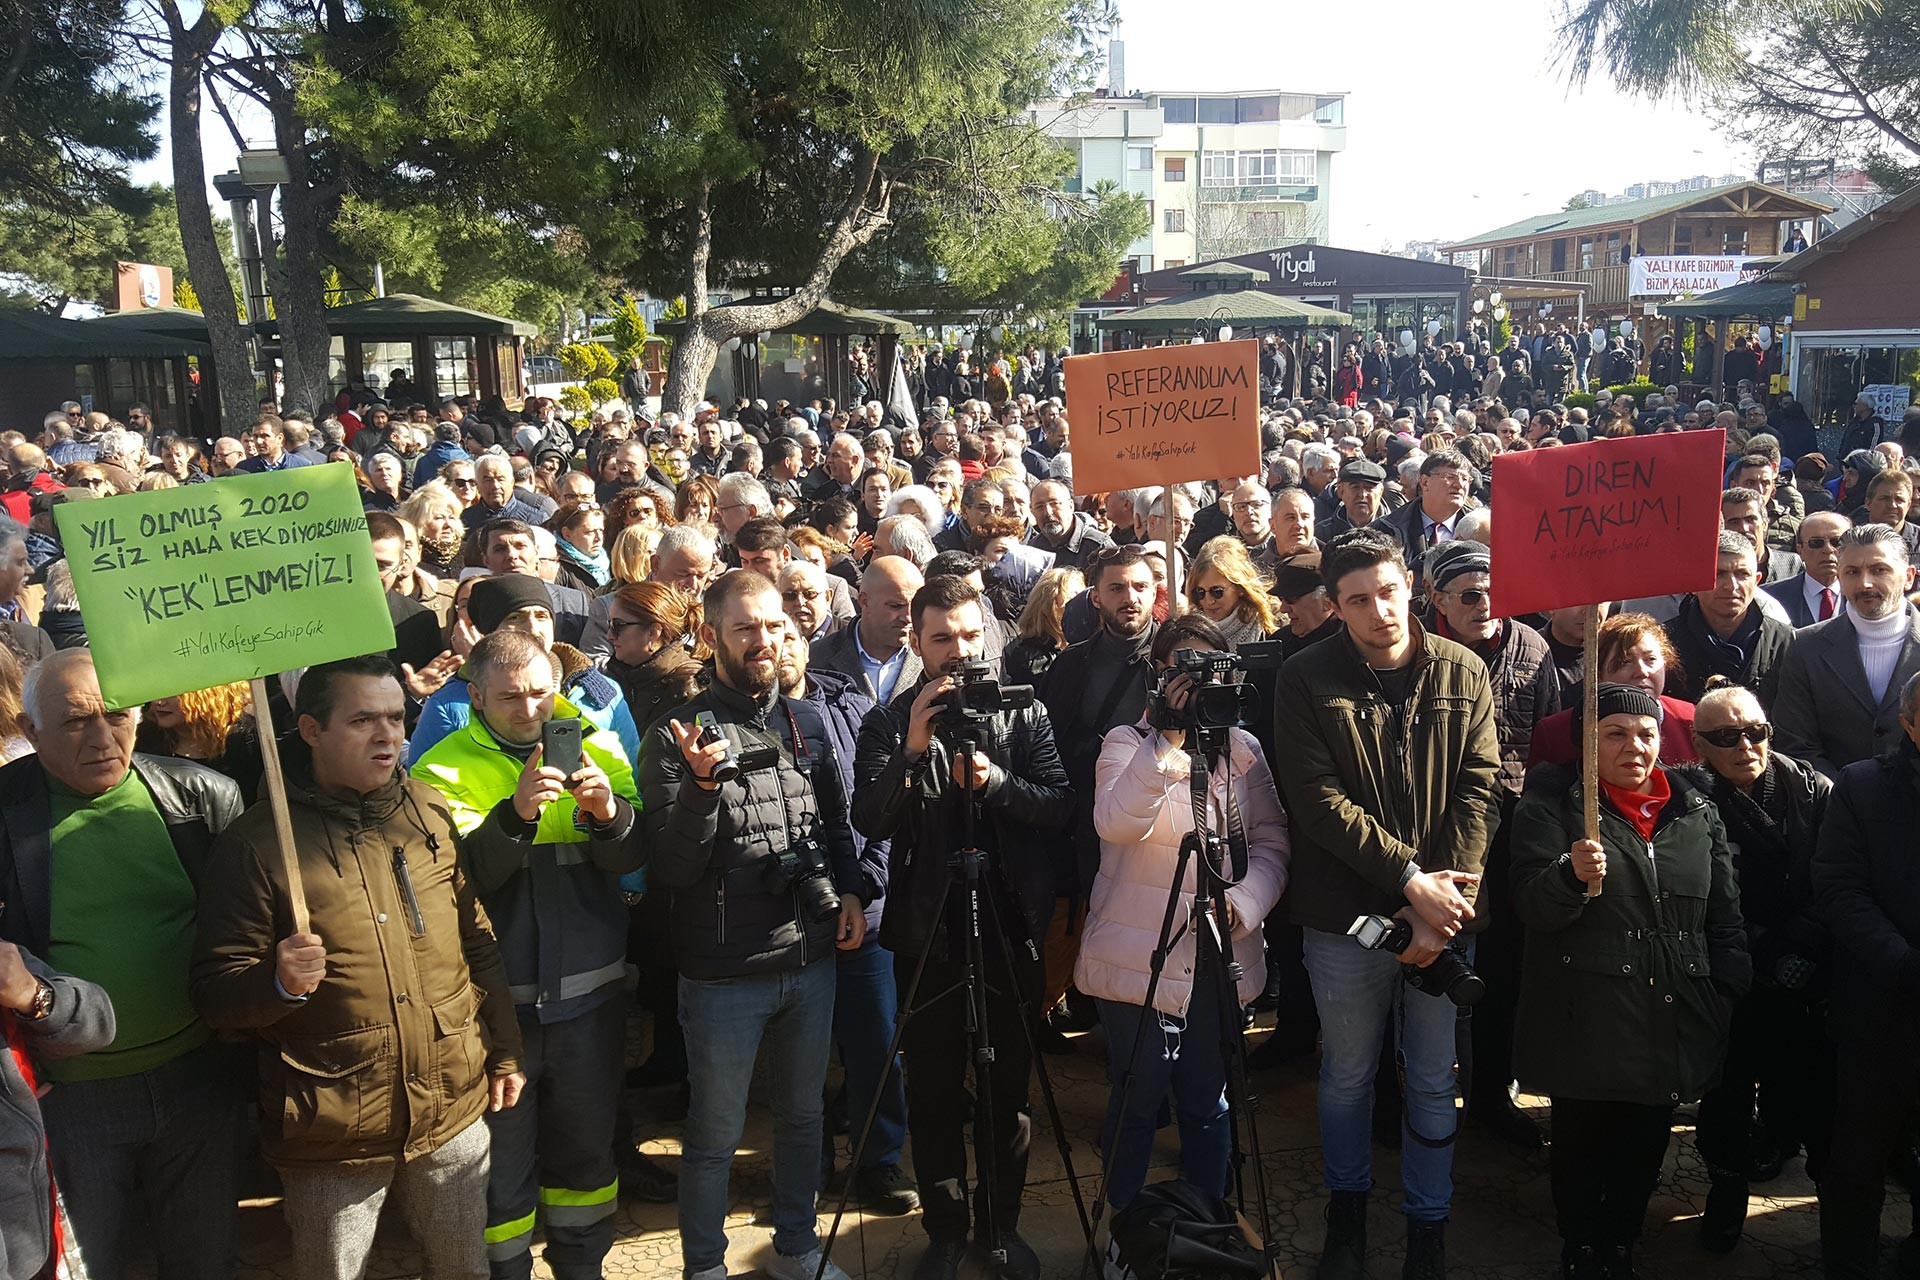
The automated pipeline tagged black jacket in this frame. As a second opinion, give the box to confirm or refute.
[790,666,889,934]
[1458,618,1562,795]
[1024,512,1113,571]
[637,679,861,980]
[1037,624,1157,898]
[1660,595,1793,708]
[0,754,243,957]
[853,679,1073,959]
[1814,740,1920,1048]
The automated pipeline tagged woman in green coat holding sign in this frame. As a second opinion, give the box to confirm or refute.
[1509,683,1749,1280]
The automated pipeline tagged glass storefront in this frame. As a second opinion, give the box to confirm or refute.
[432,337,478,398]
[1795,343,1920,426]
[360,341,417,399]
[1349,296,1459,344]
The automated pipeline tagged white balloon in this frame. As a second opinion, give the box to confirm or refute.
[990,325,1005,343]
[1489,291,1503,306]
[1493,305,1508,322]
[960,332,974,350]
[1472,298,1485,314]
[1400,329,1415,346]
[1619,320,1635,338]
[724,336,741,352]
[1426,319,1443,337]
[1192,333,1207,344]
[1541,303,1553,316]
[758,331,772,344]
[1757,325,1774,349]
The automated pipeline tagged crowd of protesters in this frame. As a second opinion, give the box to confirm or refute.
[3,337,1920,1280]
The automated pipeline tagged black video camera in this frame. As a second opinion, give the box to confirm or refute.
[1347,914,1485,1007]
[1148,648,1261,735]
[936,660,1035,728]
[763,836,842,923]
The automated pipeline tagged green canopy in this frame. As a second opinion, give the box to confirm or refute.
[0,309,207,360]
[87,306,213,343]
[1658,278,1797,320]
[656,295,916,338]
[1096,289,1351,332]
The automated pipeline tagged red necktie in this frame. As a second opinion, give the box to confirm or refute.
[1819,587,1836,621]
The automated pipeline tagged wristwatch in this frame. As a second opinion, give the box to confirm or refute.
[23,978,53,1021]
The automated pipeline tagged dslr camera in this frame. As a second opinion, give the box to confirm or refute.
[1347,913,1485,1006]
[936,659,1035,728]
[1147,648,1263,736]
[764,836,842,923]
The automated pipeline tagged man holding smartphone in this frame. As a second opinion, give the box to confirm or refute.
[411,629,642,1280]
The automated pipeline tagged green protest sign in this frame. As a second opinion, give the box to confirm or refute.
[54,463,396,709]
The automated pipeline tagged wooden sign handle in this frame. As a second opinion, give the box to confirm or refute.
[1581,604,1604,899]
[250,677,311,934]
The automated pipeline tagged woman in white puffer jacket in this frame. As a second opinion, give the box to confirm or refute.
[1075,614,1290,1213]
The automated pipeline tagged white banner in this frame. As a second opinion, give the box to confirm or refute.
[1863,384,1913,423]
[1628,255,1762,298]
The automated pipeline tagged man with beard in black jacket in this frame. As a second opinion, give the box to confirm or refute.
[852,575,1073,1280]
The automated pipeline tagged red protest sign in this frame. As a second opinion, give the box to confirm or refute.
[1062,340,1261,496]
[1490,429,1727,618]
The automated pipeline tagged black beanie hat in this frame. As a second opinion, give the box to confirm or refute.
[1426,539,1491,592]
[468,573,553,635]
[1571,681,1662,747]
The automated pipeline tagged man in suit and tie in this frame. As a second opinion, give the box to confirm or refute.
[1369,449,1474,582]
[808,555,924,704]
[1763,511,1851,628]
[1774,523,1920,778]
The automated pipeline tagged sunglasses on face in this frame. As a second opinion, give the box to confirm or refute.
[451,477,476,488]
[1450,588,1490,606]
[1195,585,1235,602]
[1801,537,1842,550]
[1698,722,1772,749]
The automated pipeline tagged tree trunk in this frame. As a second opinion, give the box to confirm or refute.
[165,7,258,437]
[266,103,332,417]
[661,152,892,420]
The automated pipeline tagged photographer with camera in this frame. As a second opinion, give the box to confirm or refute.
[1508,684,1747,1280]
[852,575,1073,1280]
[638,570,867,1280]
[1273,529,1501,1280]
[1077,613,1289,1213]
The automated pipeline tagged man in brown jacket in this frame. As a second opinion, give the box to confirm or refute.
[1273,530,1501,1280]
[193,654,526,1280]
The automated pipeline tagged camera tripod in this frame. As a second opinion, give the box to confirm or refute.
[816,721,1102,1280]
[1086,728,1281,1280]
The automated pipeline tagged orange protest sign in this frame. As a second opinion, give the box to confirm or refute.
[1062,340,1262,496]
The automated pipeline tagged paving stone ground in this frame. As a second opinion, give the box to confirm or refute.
[195,1009,1892,1279]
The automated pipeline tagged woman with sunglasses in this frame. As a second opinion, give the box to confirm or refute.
[1680,682,1833,1253]
[1510,682,1747,1280]
[1185,536,1279,649]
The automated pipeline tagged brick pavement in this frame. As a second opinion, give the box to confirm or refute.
[202,1011,1881,1279]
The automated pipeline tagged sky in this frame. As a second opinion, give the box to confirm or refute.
[137,0,1754,266]
[1110,0,1753,252]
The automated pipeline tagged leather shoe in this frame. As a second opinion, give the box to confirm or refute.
[911,1239,967,1280]
[853,1163,921,1215]
[997,1230,1041,1280]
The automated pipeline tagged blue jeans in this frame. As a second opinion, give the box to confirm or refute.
[1302,929,1465,1222]
[678,957,837,1271]
[1095,995,1231,1211]
[834,938,907,1168]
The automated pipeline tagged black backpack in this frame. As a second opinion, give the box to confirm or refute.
[1108,1180,1267,1280]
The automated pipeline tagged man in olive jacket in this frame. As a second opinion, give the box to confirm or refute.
[1272,531,1501,1280]
[194,656,525,1280]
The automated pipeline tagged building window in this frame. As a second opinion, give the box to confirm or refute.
[1237,150,1277,185]
[1129,146,1153,171]
[1164,157,1186,182]
[1166,259,1186,268]
[1201,152,1236,187]
[1605,232,1623,267]
[1674,223,1693,252]
[1314,96,1344,125]
[1198,97,1235,124]
[1162,97,1197,124]
[1236,95,1280,123]
[1724,227,1749,253]
[1164,208,1186,233]
[1275,150,1316,184]
[1579,236,1596,270]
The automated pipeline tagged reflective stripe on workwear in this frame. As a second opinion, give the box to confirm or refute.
[484,1210,536,1260]
[538,1178,620,1226]
[508,957,631,1007]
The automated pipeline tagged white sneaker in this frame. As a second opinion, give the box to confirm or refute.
[763,1248,851,1280]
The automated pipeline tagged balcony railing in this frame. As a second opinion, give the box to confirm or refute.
[1536,264,1629,307]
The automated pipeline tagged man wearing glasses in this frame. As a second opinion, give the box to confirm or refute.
[46,404,99,467]
[1763,512,1851,627]
[1226,479,1272,554]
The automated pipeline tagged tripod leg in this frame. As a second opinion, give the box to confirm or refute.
[980,886,1107,1280]
[814,875,956,1280]
[966,871,1004,1268]
[1200,902,1282,1280]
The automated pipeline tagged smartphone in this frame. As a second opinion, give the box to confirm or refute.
[541,717,584,779]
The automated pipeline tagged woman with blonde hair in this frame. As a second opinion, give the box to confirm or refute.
[398,480,467,578]
[0,645,29,762]
[1003,566,1084,686]
[608,523,661,587]
[1186,535,1280,647]
[138,679,263,797]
